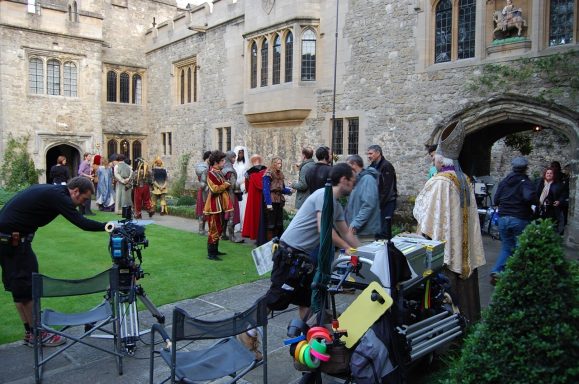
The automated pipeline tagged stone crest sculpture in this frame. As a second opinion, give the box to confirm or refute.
[262,0,275,15]
[493,0,527,38]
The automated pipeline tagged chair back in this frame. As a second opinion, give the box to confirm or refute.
[32,266,119,299]
[172,296,268,341]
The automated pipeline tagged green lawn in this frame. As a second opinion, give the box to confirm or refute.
[0,211,262,344]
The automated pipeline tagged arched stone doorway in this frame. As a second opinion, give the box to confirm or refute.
[45,144,80,183]
[429,94,579,248]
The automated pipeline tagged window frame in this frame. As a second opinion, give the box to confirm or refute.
[285,31,293,83]
[547,0,577,47]
[432,0,476,64]
[105,67,144,104]
[215,127,231,152]
[331,117,360,156]
[301,28,317,81]
[261,38,269,87]
[175,58,197,105]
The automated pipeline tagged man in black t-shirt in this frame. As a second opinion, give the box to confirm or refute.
[0,177,107,347]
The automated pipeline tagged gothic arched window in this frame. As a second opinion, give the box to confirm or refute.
[261,39,269,87]
[285,32,293,83]
[119,72,130,103]
[107,71,117,102]
[301,29,316,81]
[251,42,258,88]
[273,34,281,85]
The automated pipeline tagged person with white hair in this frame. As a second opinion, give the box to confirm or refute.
[233,146,249,233]
[413,121,485,323]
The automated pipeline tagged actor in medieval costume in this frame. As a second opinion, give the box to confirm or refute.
[131,158,155,219]
[195,151,211,235]
[114,153,133,214]
[242,154,268,245]
[151,157,169,215]
[222,151,244,243]
[413,121,486,323]
[203,150,233,261]
[233,145,250,233]
[263,156,292,240]
[96,157,115,212]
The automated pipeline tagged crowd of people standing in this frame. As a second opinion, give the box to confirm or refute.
[47,152,170,219]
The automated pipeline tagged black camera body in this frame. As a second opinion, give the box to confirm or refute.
[108,208,149,290]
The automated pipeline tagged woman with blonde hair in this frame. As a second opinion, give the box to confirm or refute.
[49,155,69,185]
[263,156,292,240]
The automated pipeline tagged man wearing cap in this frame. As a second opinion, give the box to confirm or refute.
[414,121,485,323]
[491,156,538,285]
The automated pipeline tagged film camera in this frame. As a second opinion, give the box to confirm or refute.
[106,207,149,289]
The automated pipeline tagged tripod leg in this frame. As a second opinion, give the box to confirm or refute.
[136,286,166,324]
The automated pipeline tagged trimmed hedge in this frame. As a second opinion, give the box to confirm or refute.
[446,219,579,384]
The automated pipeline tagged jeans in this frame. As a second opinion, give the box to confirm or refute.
[377,200,396,240]
[492,216,530,274]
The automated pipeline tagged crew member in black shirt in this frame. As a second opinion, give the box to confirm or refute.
[0,176,107,347]
[305,146,332,193]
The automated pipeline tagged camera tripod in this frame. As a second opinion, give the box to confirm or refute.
[115,268,165,355]
[92,268,165,355]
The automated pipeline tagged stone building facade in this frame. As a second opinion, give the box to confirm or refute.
[0,0,578,247]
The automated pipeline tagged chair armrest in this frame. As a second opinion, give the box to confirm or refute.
[151,323,171,350]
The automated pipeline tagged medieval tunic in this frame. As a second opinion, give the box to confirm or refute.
[263,168,291,239]
[242,165,267,243]
[203,167,233,244]
[413,171,486,322]
[152,165,168,213]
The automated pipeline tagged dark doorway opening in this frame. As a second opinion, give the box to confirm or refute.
[46,145,79,183]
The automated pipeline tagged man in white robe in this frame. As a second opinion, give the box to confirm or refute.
[233,146,249,233]
[413,153,486,323]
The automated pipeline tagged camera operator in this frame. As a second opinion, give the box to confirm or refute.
[0,176,107,347]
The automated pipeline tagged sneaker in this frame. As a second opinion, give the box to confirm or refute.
[24,331,66,347]
[237,332,263,361]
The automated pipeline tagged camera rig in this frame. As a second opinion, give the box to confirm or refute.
[104,207,164,354]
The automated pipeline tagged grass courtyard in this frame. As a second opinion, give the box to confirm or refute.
[0,211,261,345]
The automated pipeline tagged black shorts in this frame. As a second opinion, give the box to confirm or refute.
[264,245,314,311]
[0,243,38,302]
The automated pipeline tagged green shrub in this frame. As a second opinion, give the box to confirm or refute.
[447,219,579,384]
[167,205,197,219]
[171,153,191,197]
[0,188,16,206]
[0,135,43,191]
[176,195,196,206]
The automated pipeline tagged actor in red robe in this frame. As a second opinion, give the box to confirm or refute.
[203,151,233,260]
[242,154,267,245]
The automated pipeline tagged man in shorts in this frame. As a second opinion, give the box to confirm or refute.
[264,163,360,320]
[0,177,107,347]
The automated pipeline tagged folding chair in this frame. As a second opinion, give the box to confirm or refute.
[149,296,268,384]
[32,266,123,384]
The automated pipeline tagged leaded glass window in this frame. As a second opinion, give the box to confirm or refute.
[187,67,192,103]
[348,118,359,155]
[251,42,258,88]
[132,141,142,169]
[301,29,316,81]
[549,0,575,46]
[261,39,269,87]
[47,59,60,95]
[132,74,141,104]
[29,58,44,94]
[107,71,117,102]
[332,119,344,155]
[63,62,77,97]
[180,70,185,104]
[107,139,117,159]
[273,35,281,85]
[285,32,293,83]
[458,0,476,59]
[435,0,452,63]
[119,72,129,103]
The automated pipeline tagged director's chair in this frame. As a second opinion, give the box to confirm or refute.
[32,266,123,384]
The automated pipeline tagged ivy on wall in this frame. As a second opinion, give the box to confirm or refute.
[503,132,533,155]
[170,153,191,197]
[466,51,579,101]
